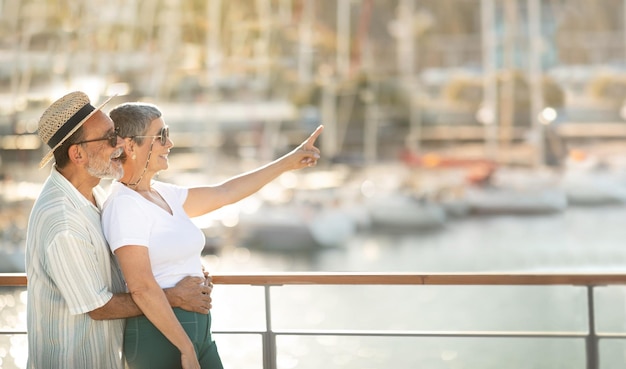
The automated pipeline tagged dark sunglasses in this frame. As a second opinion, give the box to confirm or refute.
[132,127,170,146]
[73,127,120,147]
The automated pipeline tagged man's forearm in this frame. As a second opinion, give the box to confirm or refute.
[87,288,186,320]
[88,293,143,320]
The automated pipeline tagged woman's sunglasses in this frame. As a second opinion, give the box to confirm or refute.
[74,127,120,147]
[132,127,170,146]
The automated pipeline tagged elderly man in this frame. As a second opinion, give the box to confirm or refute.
[25,91,213,369]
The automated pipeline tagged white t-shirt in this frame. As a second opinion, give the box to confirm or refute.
[102,181,205,288]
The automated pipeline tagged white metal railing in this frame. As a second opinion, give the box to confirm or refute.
[3,272,626,369]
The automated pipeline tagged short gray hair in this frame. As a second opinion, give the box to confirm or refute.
[109,102,162,145]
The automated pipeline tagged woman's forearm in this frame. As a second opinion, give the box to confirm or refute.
[184,126,323,217]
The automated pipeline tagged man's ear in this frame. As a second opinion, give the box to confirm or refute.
[67,144,85,164]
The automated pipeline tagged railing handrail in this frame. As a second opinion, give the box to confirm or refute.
[0,273,27,286]
[4,272,626,286]
[2,272,625,369]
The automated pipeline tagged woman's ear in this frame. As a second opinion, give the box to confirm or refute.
[124,138,133,154]
[124,138,136,160]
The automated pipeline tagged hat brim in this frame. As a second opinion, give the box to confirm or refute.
[39,95,116,168]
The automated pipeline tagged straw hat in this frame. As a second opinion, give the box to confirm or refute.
[37,91,115,168]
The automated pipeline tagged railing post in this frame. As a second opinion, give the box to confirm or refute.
[262,285,277,369]
[586,286,599,369]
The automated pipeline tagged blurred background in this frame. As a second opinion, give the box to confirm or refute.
[4,0,626,368]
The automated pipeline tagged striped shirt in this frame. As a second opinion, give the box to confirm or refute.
[25,167,126,369]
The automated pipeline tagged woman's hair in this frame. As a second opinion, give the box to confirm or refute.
[109,102,162,145]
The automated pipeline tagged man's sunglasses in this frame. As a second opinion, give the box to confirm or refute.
[73,127,120,147]
[132,127,170,146]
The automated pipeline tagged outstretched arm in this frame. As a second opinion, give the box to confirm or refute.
[183,125,324,217]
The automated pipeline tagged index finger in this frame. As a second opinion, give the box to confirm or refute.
[303,125,324,148]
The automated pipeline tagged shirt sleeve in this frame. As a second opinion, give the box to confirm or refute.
[46,231,113,315]
[102,194,153,252]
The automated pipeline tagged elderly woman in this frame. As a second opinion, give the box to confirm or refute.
[102,102,323,369]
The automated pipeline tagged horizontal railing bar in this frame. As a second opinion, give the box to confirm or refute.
[4,328,626,340]
[210,273,626,286]
[594,332,626,339]
[194,330,626,340]
[196,329,589,338]
[4,272,626,287]
[0,273,27,286]
[211,330,626,339]
[212,329,626,339]
[209,330,626,340]
[270,329,588,338]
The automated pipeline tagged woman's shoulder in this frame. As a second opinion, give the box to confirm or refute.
[103,182,140,209]
[152,180,182,191]
[152,180,173,189]
[153,180,187,199]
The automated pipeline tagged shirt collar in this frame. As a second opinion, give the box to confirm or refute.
[49,165,105,211]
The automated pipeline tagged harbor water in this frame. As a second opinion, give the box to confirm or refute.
[3,204,626,368]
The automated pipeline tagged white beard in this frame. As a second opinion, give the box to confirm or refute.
[86,147,124,180]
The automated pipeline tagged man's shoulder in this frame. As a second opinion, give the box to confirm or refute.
[30,184,96,232]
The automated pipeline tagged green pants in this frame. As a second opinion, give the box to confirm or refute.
[124,308,223,369]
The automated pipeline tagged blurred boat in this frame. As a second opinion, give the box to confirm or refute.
[400,150,498,186]
[364,194,447,230]
[308,206,360,248]
[236,203,358,251]
[560,171,626,206]
[465,186,568,214]
[559,150,626,206]
[236,206,318,251]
